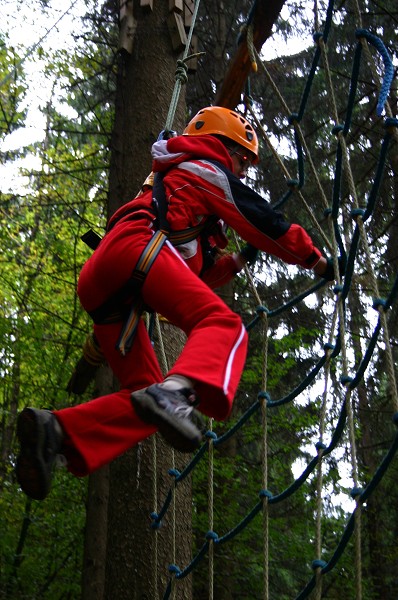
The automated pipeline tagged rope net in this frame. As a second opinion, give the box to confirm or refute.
[150,1,398,598]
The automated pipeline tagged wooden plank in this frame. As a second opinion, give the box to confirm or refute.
[186,34,198,73]
[140,0,153,11]
[167,11,187,52]
[119,0,135,54]
[169,0,184,13]
[215,0,287,109]
[183,0,194,29]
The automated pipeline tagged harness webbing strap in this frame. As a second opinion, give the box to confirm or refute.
[116,230,168,355]
[152,171,170,234]
[168,216,219,245]
[88,229,167,319]
[95,214,217,248]
[86,166,221,355]
[116,297,145,356]
[135,228,168,275]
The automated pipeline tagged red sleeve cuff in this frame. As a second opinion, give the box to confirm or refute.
[304,248,322,269]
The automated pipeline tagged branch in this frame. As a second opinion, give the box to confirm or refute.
[215,0,286,109]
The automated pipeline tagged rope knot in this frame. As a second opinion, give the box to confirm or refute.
[332,124,344,135]
[168,564,182,575]
[351,208,365,220]
[258,390,271,405]
[259,489,273,500]
[206,530,219,542]
[385,117,398,128]
[150,512,162,529]
[175,59,188,84]
[324,342,335,352]
[355,28,368,39]
[350,486,363,499]
[288,112,300,125]
[372,297,386,311]
[287,178,299,190]
[333,284,344,294]
[312,559,327,570]
[168,468,181,478]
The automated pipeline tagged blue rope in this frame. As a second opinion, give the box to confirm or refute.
[296,0,335,122]
[355,29,394,117]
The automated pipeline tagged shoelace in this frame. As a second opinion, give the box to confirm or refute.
[172,403,194,419]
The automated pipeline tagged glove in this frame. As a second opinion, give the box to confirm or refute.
[320,256,346,281]
[158,129,177,140]
[239,244,260,265]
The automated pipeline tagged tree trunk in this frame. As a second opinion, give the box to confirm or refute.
[215,0,286,109]
[107,0,186,216]
[101,1,191,599]
[104,321,192,600]
[81,365,114,600]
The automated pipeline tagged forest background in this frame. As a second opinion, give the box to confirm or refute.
[1,0,398,598]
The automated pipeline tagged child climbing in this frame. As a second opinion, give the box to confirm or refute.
[16,106,336,500]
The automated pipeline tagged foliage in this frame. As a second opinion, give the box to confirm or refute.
[1,473,86,599]
[1,2,115,598]
[0,41,26,141]
[1,0,398,598]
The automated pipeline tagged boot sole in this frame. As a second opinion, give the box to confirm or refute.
[132,389,202,453]
[16,409,51,500]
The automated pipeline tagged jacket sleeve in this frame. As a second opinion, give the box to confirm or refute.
[200,253,240,289]
[177,160,322,269]
[218,166,322,268]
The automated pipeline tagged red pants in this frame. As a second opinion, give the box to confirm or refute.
[55,220,248,476]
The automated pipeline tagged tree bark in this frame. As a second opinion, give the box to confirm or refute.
[215,0,286,109]
[104,322,192,600]
[101,2,191,599]
[81,365,114,600]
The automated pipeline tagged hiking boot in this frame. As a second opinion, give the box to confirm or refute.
[15,408,63,500]
[131,384,202,452]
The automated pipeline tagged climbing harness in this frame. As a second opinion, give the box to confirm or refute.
[79,0,207,355]
[82,166,221,355]
[80,0,206,354]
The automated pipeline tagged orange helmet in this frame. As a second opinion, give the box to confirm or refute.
[183,106,259,163]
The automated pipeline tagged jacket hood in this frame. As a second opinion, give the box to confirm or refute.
[151,134,234,173]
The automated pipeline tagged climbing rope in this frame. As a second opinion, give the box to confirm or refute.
[164,0,204,135]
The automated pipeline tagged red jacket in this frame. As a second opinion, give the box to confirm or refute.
[107,135,322,288]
